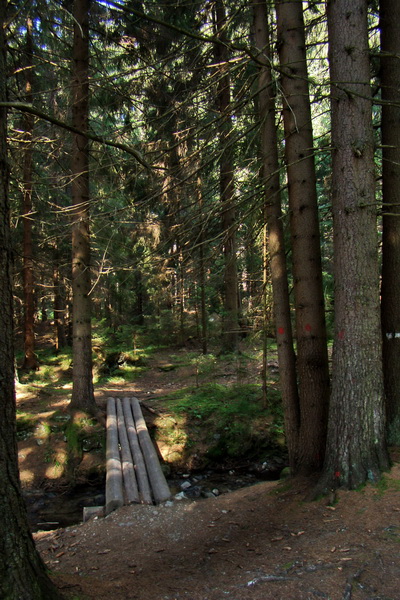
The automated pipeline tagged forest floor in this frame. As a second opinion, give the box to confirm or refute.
[16,340,400,600]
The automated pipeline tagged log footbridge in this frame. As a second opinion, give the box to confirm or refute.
[105,396,171,515]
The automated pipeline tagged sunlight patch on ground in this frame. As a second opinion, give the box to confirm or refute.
[45,449,66,479]
[19,445,35,485]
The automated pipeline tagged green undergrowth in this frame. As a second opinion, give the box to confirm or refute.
[16,322,158,389]
[16,322,285,476]
[16,410,38,440]
[64,414,105,481]
[16,346,73,391]
[93,322,155,384]
[158,382,285,466]
[373,473,400,497]
[16,391,105,486]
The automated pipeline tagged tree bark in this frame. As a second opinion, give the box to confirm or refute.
[70,0,96,414]
[253,0,300,469]
[380,0,400,444]
[196,175,208,354]
[21,17,38,371]
[0,3,60,596]
[214,0,239,354]
[53,243,66,350]
[319,0,389,491]
[133,269,145,326]
[275,0,330,474]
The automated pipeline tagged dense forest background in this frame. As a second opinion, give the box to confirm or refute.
[2,0,400,597]
[7,0,400,481]
[4,0,400,474]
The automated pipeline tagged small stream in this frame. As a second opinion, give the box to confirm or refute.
[24,482,106,532]
[24,459,286,532]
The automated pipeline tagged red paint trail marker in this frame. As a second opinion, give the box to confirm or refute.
[278,327,285,335]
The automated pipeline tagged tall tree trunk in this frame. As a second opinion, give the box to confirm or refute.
[253,0,300,470]
[199,243,208,355]
[21,17,38,371]
[261,226,269,407]
[70,0,96,414]
[275,0,330,474]
[53,243,66,350]
[177,245,185,345]
[196,175,208,354]
[0,4,60,596]
[133,269,145,326]
[214,0,239,354]
[380,0,400,444]
[319,0,389,491]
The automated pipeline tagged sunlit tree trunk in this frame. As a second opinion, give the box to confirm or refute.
[380,0,400,444]
[214,0,239,354]
[0,3,60,596]
[319,0,389,491]
[275,0,330,474]
[21,17,38,371]
[70,0,96,414]
[253,0,299,469]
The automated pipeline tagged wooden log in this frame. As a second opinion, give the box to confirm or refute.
[105,397,124,515]
[122,397,153,505]
[116,398,140,504]
[131,397,171,504]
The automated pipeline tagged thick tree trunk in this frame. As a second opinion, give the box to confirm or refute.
[380,0,400,444]
[275,0,330,474]
[0,4,60,597]
[214,0,239,354]
[21,17,38,371]
[253,0,300,469]
[319,0,389,491]
[70,0,96,414]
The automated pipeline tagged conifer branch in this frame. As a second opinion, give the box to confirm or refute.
[0,101,154,169]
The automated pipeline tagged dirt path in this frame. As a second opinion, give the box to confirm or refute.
[17,345,400,599]
[35,464,400,600]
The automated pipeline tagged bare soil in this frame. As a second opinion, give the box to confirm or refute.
[17,347,400,600]
[35,469,400,600]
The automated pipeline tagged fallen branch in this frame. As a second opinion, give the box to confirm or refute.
[247,575,293,586]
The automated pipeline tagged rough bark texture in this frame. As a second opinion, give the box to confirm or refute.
[70,0,96,413]
[253,0,300,470]
[214,0,239,354]
[21,18,38,371]
[0,3,60,597]
[319,0,389,491]
[275,0,330,474]
[380,0,400,444]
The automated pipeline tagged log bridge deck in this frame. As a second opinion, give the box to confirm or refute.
[105,396,171,515]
